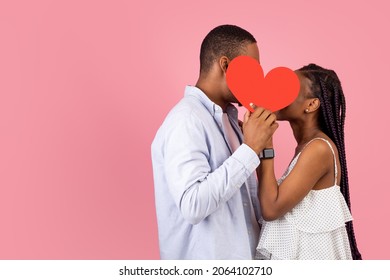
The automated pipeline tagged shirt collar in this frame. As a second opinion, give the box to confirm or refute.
[184,85,238,120]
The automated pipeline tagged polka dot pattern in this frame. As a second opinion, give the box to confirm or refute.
[256,138,353,260]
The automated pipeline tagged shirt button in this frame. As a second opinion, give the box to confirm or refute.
[244,203,248,207]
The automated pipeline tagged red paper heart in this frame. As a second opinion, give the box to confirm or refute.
[226,56,300,112]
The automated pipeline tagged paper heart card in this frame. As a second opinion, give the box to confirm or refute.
[226,55,300,112]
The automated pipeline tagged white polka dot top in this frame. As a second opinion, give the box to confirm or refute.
[256,138,353,260]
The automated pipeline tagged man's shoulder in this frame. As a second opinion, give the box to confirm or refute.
[152,88,215,148]
[164,94,210,124]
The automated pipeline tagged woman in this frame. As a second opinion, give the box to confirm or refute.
[254,64,361,260]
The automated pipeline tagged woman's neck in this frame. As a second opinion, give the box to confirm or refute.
[290,121,324,153]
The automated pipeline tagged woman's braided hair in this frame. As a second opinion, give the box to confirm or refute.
[298,64,362,260]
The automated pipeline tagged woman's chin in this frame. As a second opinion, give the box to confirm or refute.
[275,108,290,121]
[275,111,283,121]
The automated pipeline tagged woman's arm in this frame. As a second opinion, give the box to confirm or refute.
[258,139,333,221]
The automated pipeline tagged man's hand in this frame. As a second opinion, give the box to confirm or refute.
[242,104,278,155]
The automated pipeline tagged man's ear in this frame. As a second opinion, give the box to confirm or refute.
[219,56,230,73]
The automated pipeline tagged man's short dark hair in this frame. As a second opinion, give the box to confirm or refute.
[199,24,257,74]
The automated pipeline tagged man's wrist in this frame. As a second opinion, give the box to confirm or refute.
[243,141,262,155]
[234,144,261,171]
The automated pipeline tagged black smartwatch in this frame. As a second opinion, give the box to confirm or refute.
[259,148,275,159]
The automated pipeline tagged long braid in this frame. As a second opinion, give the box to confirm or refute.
[298,64,362,260]
[329,79,361,259]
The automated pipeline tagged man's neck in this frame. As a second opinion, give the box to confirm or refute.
[195,78,229,112]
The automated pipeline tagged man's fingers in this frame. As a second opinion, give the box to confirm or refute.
[250,103,266,119]
[265,113,276,125]
[257,109,273,122]
[243,110,251,123]
[271,122,279,132]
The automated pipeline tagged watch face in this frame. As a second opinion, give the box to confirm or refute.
[263,149,274,158]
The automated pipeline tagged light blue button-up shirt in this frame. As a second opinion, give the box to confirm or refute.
[151,86,261,259]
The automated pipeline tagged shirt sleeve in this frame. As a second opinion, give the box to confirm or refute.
[163,111,260,224]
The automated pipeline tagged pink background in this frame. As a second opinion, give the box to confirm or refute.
[0,0,389,259]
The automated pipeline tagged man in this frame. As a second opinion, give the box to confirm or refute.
[151,25,278,259]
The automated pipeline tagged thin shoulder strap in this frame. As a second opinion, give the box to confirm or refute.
[303,138,338,185]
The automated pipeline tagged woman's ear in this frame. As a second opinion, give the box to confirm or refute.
[305,98,320,113]
[219,56,230,73]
